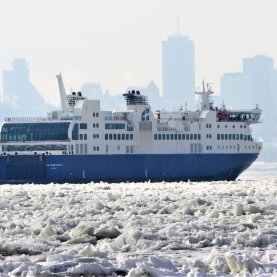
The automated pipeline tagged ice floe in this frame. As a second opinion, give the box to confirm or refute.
[0,178,276,275]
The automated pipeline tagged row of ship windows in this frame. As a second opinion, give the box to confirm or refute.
[105,133,134,140]
[80,123,99,129]
[154,134,201,140]
[105,123,125,130]
[79,134,100,140]
[217,134,252,141]
[78,123,100,129]
[206,124,246,129]
[75,144,100,154]
[217,145,257,149]
[105,145,134,153]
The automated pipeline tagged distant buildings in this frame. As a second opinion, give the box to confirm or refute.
[2,58,50,117]
[143,80,160,108]
[80,82,124,110]
[221,55,277,161]
[221,55,276,111]
[162,33,195,108]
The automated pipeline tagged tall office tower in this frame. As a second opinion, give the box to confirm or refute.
[220,72,250,107]
[220,55,277,161]
[243,55,273,109]
[221,55,275,110]
[2,58,48,116]
[162,34,195,108]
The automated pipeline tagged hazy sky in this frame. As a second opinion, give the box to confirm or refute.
[0,0,276,105]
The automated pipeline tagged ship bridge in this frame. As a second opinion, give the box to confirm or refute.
[217,108,262,123]
[1,122,70,143]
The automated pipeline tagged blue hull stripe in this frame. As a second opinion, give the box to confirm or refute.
[0,153,258,184]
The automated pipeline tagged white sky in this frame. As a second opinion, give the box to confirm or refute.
[0,0,276,105]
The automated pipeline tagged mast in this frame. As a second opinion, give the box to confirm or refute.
[195,81,214,111]
[56,73,70,112]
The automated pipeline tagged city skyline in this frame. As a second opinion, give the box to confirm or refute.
[0,0,276,105]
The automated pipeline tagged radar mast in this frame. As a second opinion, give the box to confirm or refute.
[195,81,214,111]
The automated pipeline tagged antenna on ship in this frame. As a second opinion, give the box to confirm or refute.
[56,73,70,112]
[195,80,214,111]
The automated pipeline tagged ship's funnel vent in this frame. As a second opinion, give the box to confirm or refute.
[123,90,148,105]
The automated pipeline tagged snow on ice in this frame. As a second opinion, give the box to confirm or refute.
[0,177,276,276]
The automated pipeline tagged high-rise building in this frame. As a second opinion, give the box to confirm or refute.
[143,80,160,108]
[220,55,277,161]
[2,58,49,116]
[221,55,275,110]
[162,34,195,108]
[220,72,250,108]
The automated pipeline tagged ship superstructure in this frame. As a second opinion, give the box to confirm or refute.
[0,75,262,183]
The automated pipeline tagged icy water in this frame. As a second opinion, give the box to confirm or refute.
[0,165,276,276]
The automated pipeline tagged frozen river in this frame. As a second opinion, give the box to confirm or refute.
[0,164,276,276]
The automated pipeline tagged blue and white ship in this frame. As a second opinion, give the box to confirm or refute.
[0,74,262,183]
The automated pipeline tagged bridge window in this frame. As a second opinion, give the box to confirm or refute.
[105,123,125,129]
[1,122,70,142]
[72,123,78,140]
[80,123,87,129]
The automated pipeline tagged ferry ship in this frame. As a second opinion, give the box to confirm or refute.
[0,74,262,184]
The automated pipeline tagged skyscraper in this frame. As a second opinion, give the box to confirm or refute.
[221,55,275,110]
[243,55,273,109]
[220,55,277,161]
[162,34,195,108]
[2,58,49,116]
